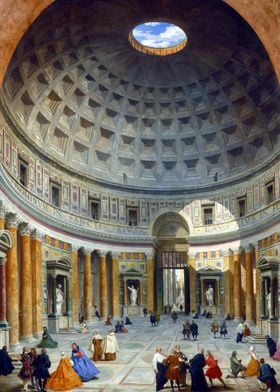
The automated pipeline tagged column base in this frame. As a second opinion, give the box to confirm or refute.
[9,342,23,352]
[20,335,38,344]
[0,326,10,348]
[234,317,244,323]
[245,319,255,326]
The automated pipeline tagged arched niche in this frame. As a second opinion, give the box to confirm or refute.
[46,256,72,332]
[196,267,224,315]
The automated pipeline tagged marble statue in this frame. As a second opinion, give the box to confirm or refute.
[127,285,138,305]
[56,284,64,315]
[205,284,214,306]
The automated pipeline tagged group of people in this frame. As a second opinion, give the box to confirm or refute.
[210,319,228,339]
[182,319,199,340]
[227,346,277,392]
[10,342,100,391]
[236,322,251,343]
[153,345,226,392]
[89,329,119,361]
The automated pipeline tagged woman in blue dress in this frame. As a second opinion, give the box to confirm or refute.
[71,343,100,381]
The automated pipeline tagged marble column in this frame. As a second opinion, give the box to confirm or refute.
[112,253,120,317]
[147,252,155,312]
[6,213,20,349]
[0,255,7,324]
[19,223,33,340]
[31,230,42,338]
[71,247,79,324]
[233,249,242,321]
[245,246,254,324]
[223,249,233,316]
[83,250,92,321]
[99,252,108,318]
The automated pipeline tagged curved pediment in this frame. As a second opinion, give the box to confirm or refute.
[0,230,13,253]
[257,256,280,269]
[47,256,72,271]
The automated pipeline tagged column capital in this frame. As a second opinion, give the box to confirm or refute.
[82,248,92,257]
[18,222,31,237]
[71,245,79,252]
[5,212,18,229]
[233,246,244,255]
[97,250,107,258]
[224,249,234,256]
[30,229,44,241]
[0,201,7,219]
[145,248,155,259]
[245,244,254,253]
[111,251,120,259]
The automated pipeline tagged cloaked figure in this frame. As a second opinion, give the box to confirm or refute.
[90,331,103,362]
[37,326,58,349]
[103,331,119,361]
[0,345,14,376]
[71,343,100,382]
[46,351,83,391]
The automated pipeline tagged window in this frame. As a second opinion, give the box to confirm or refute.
[19,158,28,187]
[238,197,246,217]
[203,207,213,225]
[90,200,100,220]
[50,182,61,207]
[127,207,139,226]
[266,181,275,205]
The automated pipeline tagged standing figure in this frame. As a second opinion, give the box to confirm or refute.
[245,346,260,377]
[91,331,103,362]
[205,285,214,306]
[182,320,191,340]
[243,323,251,338]
[34,348,51,392]
[205,350,226,388]
[103,330,119,361]
[258,358,277,392]
[150,311,156,327]
[127,285,138,305]
[37,326,58,349]
[173,345,189,387]
[0,345,14,376]
[71,343,100,381]
[152,347,167,392]
[220,319,228,339]
[46,352,83,391]
[210,319,219,338]
[105,315,113,326]
[273,337,280,360]
[18,347,32,392]
[236,323,243,343]
[56,284,64,315]
[266,335,277,357]
[171,311,178,323]
[189,348,208,392]
[227,351,246,378]
[29,347,38,390]
[190,320,199,340]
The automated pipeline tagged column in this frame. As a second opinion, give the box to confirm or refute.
[112,253,120,317]
[233,248,242,321]
[0,255,7,324]
[245,245,254,324]
[83,249,92,321]
[254,246,261,326]
[223,249,233,316]
[31,229,43,338]
[71,247,79,324]
[19,223,33,340]
[6,213,20,349]
[188,252,196,312]
[147,251,155,312]
[99,252,108,318]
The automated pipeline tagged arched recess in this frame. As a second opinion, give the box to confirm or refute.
[0,0,278,86]
[152,212,190,314]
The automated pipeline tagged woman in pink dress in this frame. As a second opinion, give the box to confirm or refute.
[273,338,280,360]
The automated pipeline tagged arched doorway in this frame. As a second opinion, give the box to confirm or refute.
[152,212,190,313]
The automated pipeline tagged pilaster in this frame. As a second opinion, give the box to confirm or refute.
[99,251,108,318]
[146,250,155,312]
[245,245,254,324]
[233,248,242,321]
[71,247,79,324]
[111,252,120,317]
[19,223,33,340]
[31,229,43,338]
[6,213,20,349]
[83,249,92,321]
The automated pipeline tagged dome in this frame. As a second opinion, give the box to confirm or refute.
[2,0,279,190]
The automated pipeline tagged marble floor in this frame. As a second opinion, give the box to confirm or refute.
[1,314,280,391]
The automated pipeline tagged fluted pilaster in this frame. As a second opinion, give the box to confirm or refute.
[233,248,242,321]
[112,252,120,317]
[6,213,19,347]
[71,247,79,323]
[83,249,92,321]
[245,245,254,324]
[31,229,43,337]
[19,223,33,339]
[99,252,108,318]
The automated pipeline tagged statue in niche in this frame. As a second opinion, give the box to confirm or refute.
[205,284,214,306]
[56,284,64,315]
[127,284,138,305]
